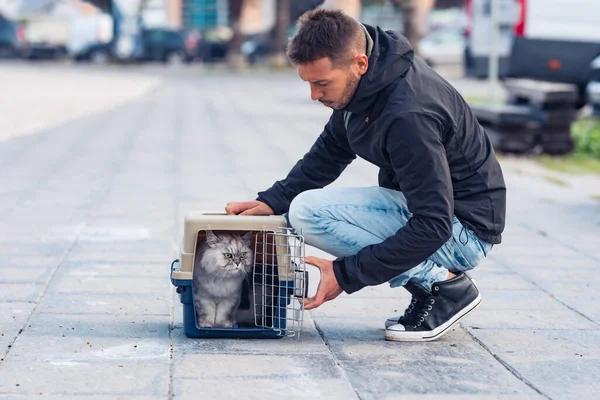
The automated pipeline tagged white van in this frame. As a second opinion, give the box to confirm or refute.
[465,0,600,105]
[509,0,600,96]
[465,0,600,102]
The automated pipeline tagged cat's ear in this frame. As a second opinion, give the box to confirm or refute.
[241,231,253,246]
[205,230,219,248]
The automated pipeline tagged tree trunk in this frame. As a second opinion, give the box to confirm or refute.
[228,0,247,69]
[270,0,291,68]
[391,0,435,58]
[401,0,420,57]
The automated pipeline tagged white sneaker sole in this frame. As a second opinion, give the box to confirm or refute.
[384,294,481,342]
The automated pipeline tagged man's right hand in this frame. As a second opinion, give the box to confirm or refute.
[225,201,274,216]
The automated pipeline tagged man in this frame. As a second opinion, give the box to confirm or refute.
[225,8,506,342]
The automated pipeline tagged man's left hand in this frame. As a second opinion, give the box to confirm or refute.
[302,256,344,310]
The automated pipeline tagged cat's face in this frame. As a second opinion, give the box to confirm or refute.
[200,231,253,277]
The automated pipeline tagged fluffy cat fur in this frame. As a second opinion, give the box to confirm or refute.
[193,230,253,328]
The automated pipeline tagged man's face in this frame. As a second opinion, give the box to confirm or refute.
[298,55,368,110]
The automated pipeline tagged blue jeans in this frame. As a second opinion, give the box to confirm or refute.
[287,186,493,291]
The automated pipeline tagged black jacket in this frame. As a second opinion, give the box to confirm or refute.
[256,24,506,294]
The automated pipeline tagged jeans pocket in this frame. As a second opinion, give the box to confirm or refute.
[450,226,489,269]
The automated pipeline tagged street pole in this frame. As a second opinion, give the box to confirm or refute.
[488,0,500,105]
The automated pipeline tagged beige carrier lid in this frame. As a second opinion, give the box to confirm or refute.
[173,212,293,281]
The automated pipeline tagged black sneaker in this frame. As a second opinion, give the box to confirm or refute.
[384,283,430,328]
[385,272,481,342]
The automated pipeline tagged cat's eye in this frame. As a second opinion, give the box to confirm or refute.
[223,253,232,258]
[241,253,247,258]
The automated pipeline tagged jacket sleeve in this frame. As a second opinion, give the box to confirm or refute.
[332,112,454,294]
[256,113,356,214]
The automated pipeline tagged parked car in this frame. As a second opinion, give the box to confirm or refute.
[72,42,112,64]
[196,27,230,63]
[140,28,197,64]
[0,15,24,59]
[20,15,70,60]
[73,28,197,65]
[420,28,465,68]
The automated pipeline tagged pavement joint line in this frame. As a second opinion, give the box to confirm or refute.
[0,223,85,365]
[493,233,600,328]
[312,317,363,400]
[461,324,553,400]
[168,286,175,400]
[168,83,183,400]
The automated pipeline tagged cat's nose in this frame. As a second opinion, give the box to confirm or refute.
[234,261,240,266]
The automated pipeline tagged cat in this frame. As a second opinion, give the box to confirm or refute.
[193,230,253,328]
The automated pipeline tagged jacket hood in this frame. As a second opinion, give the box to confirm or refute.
[345,24,414,113]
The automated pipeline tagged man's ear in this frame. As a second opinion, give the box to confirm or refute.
[354,54,369,75]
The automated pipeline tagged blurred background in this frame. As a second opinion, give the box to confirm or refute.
[1,0,599,163]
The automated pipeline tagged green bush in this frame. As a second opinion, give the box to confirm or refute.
[572,117,600,158]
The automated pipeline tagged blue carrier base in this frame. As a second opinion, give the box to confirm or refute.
[173,279,295,339]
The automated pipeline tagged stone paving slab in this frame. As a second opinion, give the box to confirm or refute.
[469,271,541,291]
[1,396,164,400]
[171,376,358,400]
[0,359,168,397]
[34,292,170,316]
[467,329,600,400]
[310,316,543,399]
[56,260,170,279]
[0,266,56,283]
[46,275,169,296]
[529,283,600,323]
[375,396,543,400]
[466,307,597,330]
[0,283,44,302]
[19,313,169,339]
[1,314,169,395]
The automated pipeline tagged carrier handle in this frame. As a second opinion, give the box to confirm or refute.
[170,259,180,284]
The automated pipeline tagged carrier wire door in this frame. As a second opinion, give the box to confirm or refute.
[252,227,307,338]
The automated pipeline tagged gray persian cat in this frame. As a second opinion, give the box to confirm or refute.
[193,230,253,328]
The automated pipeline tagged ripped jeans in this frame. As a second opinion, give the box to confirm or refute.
[287,186,493,291]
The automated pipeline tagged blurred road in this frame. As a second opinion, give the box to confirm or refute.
[1,61,599,399]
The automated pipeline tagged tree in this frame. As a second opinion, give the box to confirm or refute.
[269,0,291,67]
[228,0,246,68]
[390,0,435,57]
[269,0,324,67]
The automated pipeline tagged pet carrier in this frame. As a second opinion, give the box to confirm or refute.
[170,212,308,339]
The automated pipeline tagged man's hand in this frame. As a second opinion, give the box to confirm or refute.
[225,201,274,216]
[302,256,344,310]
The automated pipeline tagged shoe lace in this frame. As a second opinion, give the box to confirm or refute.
[412,296,436,328]
[403,296,418,317]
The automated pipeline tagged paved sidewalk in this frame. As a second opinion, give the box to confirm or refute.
[0,63,599,399]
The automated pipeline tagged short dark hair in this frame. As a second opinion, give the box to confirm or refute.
[286,8,366,67]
